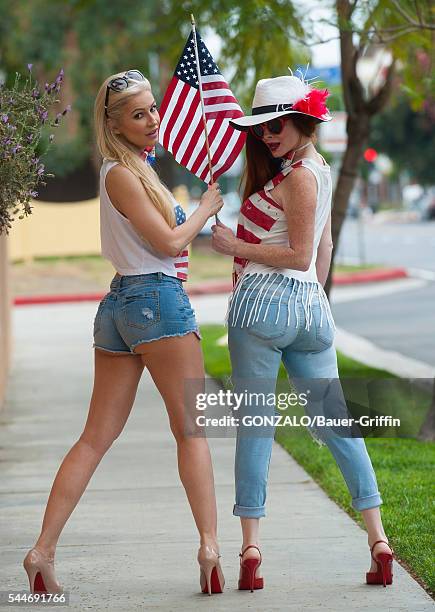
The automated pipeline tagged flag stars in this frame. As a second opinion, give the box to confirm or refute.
[175,31,221,85]
[174,205,186,225]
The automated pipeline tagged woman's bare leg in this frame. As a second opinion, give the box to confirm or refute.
[240,518,262,576]
[361,507,391,571]
[134,333,218,549]
[33,349,144,557]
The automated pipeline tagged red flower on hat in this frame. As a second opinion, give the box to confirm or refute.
[292,88,330,119]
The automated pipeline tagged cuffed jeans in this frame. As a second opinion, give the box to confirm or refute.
[227,273,382,518]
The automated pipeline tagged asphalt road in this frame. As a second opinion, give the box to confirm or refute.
[336,218,435,272]
[333,217,434,367]
[330,279,435,367]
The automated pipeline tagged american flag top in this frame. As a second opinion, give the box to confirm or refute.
[173,202,189,281]
[225,157,336,334]
[158,29,246,183]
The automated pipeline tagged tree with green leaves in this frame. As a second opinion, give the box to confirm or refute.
[158,1,433,295]
[1,1,433,239]
[0,0,165,180]
[327,0,433,292]
[370,94,434,186]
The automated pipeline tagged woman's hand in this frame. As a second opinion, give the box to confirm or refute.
[199,182,224,218]
[211,219,239,256]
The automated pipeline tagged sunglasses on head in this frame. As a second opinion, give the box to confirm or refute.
[104,69,146,117]
[249,117,286,139]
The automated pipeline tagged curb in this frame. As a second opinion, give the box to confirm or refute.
[14,293,107,306]
[12,267,410,306]
[332,267,408,285]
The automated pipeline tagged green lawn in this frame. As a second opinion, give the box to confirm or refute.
[199,323,435,595]
[334,263,383,273]
[11,250,383,289]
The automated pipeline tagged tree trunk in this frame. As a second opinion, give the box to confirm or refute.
[326,0,397,298]
[324,113,370,296]
[418,380,435,441]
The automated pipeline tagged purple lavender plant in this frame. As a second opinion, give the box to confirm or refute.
[0,64,72,235]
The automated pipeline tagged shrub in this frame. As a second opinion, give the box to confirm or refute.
[0,64,71,235]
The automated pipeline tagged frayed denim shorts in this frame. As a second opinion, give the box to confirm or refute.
[92,272,202,355]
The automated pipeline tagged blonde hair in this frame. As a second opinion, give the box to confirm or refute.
[93,71,175,227]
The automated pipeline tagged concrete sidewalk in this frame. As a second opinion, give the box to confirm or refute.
[0,301,433,611]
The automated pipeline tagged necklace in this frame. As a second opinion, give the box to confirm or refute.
[280,141,312,168]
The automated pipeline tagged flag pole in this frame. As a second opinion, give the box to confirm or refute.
[190,14,219,224]
[191,14,213,184]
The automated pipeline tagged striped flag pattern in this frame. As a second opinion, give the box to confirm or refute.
[173,202,189,281]
[232,162,305,286]
[174,247,189,281]
[158,29,246,183]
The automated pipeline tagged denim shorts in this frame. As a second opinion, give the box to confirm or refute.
[92,272,202,355]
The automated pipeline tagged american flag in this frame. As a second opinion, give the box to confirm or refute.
[158,29,246,183]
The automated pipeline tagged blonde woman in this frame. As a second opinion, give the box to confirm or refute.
[23,70,225,596]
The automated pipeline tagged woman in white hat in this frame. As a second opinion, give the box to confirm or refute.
[212,71,393,590]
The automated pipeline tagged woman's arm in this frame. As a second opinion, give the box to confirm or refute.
[106,165,222,257]
[212,167,317,271]
[315,210,333,286]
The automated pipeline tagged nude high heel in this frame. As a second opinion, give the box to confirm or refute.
[23,547,64,594]
[197,544,225,595]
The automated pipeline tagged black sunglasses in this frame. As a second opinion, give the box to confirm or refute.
[104,69,146,117]
[249,117,286,139]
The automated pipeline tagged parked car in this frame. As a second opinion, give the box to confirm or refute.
[412,187,435,221]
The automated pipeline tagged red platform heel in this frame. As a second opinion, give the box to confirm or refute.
[366,540,394,587]
[238,545,264,592]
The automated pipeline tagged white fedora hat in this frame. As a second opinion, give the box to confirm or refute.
[230,70,332,130]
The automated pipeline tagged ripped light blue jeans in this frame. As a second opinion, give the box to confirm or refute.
[227,272,382,518]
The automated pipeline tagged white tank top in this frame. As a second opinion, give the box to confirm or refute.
[99,158,189,280]
[233,156,332,285]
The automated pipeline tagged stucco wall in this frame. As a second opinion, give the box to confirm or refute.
[0,232,11,410]
[9,198,101,261]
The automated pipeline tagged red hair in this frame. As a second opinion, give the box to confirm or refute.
[240,114,319,203]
